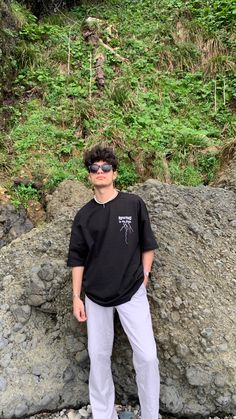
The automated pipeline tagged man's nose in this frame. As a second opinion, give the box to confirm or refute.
[97,166,103,173]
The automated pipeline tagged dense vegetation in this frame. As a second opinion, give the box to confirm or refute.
[0,0,236,207]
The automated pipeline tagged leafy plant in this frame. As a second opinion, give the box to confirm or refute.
[116,163,138,188]
[11,184,40,208]
[1,0,236,200]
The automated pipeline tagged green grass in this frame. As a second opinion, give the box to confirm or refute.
[1,0,236,206]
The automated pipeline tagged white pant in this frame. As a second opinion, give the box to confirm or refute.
[85,283,160,419]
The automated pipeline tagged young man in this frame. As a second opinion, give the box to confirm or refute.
[67,145,160,419]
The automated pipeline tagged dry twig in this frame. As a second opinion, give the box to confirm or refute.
[99,38,129,63]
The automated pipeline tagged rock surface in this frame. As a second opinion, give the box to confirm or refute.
[45,180,93,221]
[0,203,34,249]
[0,180,236,418]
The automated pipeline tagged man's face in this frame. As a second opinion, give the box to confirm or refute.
[88,160,117,187]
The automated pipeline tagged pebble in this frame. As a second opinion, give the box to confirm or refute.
[27,404,235,419]
[28,405,142,418]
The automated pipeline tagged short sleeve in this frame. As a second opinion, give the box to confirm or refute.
[67,214,89,267]
[138,198,158,252]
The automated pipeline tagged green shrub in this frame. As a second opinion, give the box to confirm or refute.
[11,184,40,208]
[1,0,236,198]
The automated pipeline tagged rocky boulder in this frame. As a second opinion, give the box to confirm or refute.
[0,203,34,249]
[45,179,93,221]
[131,180,236,417]
[0,180,235,418]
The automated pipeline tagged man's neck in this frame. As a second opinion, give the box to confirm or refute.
[94,186,117,204]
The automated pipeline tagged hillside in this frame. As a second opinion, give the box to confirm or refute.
[0,0,236,207]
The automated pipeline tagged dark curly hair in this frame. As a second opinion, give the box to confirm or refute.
[84,145,118,171]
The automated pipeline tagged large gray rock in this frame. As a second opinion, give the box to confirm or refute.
[0,180,235,418]
[46,179,93,221]
[0,204,34,249]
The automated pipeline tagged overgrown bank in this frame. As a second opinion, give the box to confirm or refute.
[0,0,236,207]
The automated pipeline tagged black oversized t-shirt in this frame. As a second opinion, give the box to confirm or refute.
[67,192,158,307]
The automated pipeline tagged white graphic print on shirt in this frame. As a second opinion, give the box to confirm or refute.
[118,216,134,244]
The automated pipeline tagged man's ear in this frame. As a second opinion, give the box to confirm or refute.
[113,170,118,181]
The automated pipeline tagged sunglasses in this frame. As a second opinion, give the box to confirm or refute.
[88,163,113,173]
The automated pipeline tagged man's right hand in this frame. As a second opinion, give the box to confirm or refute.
[73,297,87,322]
